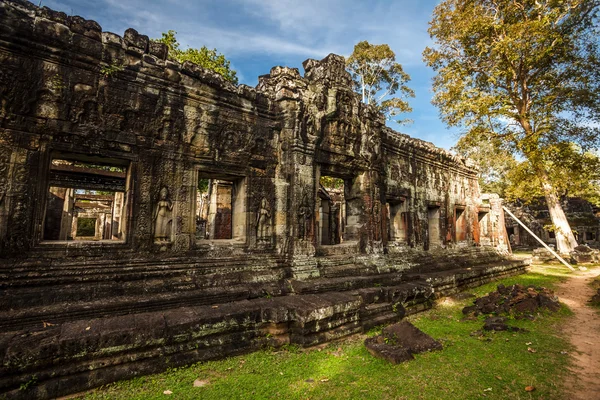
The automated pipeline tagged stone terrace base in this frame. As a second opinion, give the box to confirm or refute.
[0,249,528,399]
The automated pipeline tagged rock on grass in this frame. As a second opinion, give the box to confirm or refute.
[365,321,442,364]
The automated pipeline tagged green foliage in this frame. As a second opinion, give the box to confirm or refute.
[346,41,414,124]
[76,218,96,237]
[456,134,600,204]
[100,61,124,77]
[72,162,126,173]
[424,0,600,153]
[425,0,600,251]
[82,264,574,400]
[453,129,516,196]
[154,30,238,84]
[19,375,37,391]
[499,145,600,204]
[319,176,344,190]
[198,178,210,194]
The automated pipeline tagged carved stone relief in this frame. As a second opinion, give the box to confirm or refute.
[256,197,271,242]
[297,192,313,240]
[154,187,173,242]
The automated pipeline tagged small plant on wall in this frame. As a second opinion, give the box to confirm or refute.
[100,61,124,77]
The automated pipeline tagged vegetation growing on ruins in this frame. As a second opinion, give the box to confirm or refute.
[320,176,344,190]
[100,60,125,77]
[424,0,600,254]
[80,264,574,400]
[153,30,238,84]
[346,41,415,124]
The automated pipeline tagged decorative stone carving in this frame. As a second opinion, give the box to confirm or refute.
[373,200,382,241]
[256,197,271,241]
[154,187,173,242]
[297,193,312,240]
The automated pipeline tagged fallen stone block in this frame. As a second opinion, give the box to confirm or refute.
[364,321,442,364]
[462,284,560,317]
[483,316,525,332]
[532,247,556,263]
[570,245,599,264]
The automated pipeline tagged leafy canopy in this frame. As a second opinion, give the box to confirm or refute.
[346,41,415,124]
[424,0,600,252]
[452,129,516,196]
[154,30,238,84]
[454,136,600,206]
[423,0,600,157]
[503,146,600,206]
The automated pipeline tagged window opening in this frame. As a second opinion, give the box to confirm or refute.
[387,200,407,243]
[196,174,246,241]
[43,158,127,241]
[586,231,595,241]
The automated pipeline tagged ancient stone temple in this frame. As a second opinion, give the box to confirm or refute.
[0,1,526,398]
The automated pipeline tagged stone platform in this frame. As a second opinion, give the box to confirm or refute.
[0,248,528,399]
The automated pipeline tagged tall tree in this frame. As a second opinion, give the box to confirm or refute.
[424,0,600,253]
[347,41,415,124]
[503,146,600,205]
[453,129,516,196]
[154,30,238,84]
[456,137,600,204]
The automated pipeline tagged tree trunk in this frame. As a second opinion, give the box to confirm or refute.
[538,169,578,254]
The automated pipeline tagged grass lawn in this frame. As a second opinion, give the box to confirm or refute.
[80,263,575,400]
[589,270,600,310]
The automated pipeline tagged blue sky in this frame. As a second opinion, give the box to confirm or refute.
[43,0,461,150]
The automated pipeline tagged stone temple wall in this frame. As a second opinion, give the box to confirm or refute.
[0,0,505,259]
[0,1,521,399]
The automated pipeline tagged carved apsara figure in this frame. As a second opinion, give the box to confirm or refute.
[373,200,382,241]
[297,194,312,240]
[154,187,173,241]
[256,197,271,241]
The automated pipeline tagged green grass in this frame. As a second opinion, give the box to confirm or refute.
[588,269,600,310]
[80,264,575,400]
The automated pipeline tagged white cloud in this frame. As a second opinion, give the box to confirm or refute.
[231,0,435,66]
[174,27,331,58]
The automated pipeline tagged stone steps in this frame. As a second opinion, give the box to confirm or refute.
[0,291,379,399]
[0,249,524,332]
[0,256,286,312]
[316,258,380,278]
[289,272,407,294]
[1,255,284,286]
[0,272,427,332]
[0,283,282,332]
[0,258,528,400]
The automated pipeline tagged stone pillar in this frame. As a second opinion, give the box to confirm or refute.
[259,66,316,258]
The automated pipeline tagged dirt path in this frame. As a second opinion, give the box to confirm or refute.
[555,268,600,400]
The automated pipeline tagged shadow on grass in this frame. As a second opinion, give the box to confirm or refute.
[81,265,578,400]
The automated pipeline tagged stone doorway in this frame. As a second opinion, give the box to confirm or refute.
[318,176,346,246]
[387,200,408,245]
[455,206,467,242]
[427,205,441,249]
